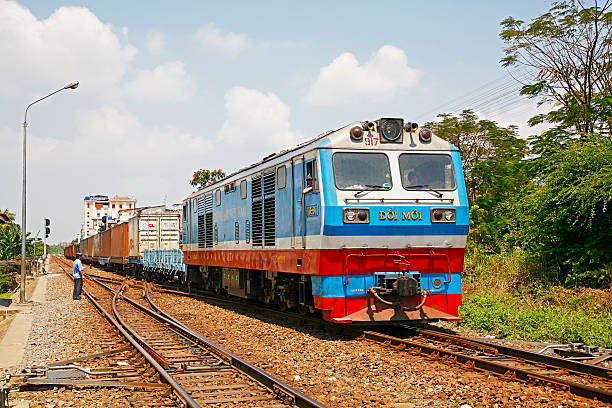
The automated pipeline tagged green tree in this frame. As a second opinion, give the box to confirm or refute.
[0,223,22,260]
[500,0,611,136]
[503,136,612,286]
[190,169,226,189]
[426,111,528,248]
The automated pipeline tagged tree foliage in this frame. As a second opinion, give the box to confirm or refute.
[500,0,612,136]
[503,136,612,287]
[426,111,528,248]
[190,169,226,189]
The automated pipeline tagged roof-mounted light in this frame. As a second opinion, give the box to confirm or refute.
[419,128,432,143]
[350,126,363,142]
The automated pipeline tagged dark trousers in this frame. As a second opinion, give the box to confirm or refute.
[73,278,82,299]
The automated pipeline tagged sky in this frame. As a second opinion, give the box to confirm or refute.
[0,0,554,243]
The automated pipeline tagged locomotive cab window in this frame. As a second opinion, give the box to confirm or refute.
[277,165,286,189]
[215,189,221,206]
[333,152,392,190]
[399,154,456,190]
[305,160,318,191]
[240,179,247,199]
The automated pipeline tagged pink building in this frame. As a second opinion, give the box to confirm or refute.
[81,195,136,239]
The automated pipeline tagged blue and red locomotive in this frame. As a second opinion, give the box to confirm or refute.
[181,118,468,324]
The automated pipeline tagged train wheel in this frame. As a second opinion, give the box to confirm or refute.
[297,305,309,315]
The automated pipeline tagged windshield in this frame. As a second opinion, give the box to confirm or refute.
[333,152,392,190]
[399,154,456,190]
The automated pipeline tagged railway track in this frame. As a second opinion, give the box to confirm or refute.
[56,257,325,408]
[75,262,612,404]
[148,277,612,404]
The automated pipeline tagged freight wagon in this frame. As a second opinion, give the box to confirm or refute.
[65,208,182,275]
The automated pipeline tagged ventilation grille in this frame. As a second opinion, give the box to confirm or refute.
[205,213,213,248]
[245,220,250,244]
[196,195,214,248]
[263,173,275,196]
[197,195,213,215]
[197,214,206,248]
[251,173,276,247]
[252,201,263,246]
[264,197,275,246]
[252,177,262,199]
[235,221,239,244]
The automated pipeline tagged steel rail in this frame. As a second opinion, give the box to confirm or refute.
[141,282,327,408]
[360,331,612,403]
[110,284,200,408]
[60,258,326,408]
[153,280,612,404]
[54,258,200,408]
[64,258,612,404]
[406,327,612,380]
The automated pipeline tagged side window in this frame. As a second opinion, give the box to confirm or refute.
[182,204,187,220]
[305,160,318,191]
[215,189,221,206]
[192,199,197,213]
[277,166,286,189]
[240,179,247,199]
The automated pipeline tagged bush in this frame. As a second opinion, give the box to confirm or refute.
[502,135,612,287]
[459,293,612,348]
[0,273,12,294]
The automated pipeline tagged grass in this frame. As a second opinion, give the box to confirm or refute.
[0,292,12,299]
[457,247,612,348]
[458,293,612,348]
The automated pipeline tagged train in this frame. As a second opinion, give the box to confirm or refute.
[66,117,468,325]
[181,118,468,324]
[64,207,184,277]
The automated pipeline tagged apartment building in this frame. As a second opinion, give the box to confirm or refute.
[81,195,136,239]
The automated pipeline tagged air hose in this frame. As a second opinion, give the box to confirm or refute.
[368,287,429,312]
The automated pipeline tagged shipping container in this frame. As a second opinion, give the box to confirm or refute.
[110,222,129,264]
[129,213,181,259]
[100,228,112,259]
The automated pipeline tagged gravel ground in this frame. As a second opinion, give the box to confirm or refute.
[147,288,608,408]
[3,259,176,407]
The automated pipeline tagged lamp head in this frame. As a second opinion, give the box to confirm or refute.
[64,81,79,90]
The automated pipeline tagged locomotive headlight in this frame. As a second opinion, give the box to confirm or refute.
[343,208,370,223]
[345,210,356,221]
[378,118,404,143]
[430,208,456,223]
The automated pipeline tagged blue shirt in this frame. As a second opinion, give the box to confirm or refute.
[73,259,84,278]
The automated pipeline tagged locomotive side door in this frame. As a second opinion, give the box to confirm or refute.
[303,155,321,247]
[292,158,305,248]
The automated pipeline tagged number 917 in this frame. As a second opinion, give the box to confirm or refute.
[364,137,379,146]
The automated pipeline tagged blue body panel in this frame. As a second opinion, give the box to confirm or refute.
[311,272,462,297]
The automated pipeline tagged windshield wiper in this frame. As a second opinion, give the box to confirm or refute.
[354,184,391,197]
[404,184,443,198]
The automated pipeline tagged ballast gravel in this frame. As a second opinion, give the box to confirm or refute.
[149,288,608,408]
[3,261,175,407]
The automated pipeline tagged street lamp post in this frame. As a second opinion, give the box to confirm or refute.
[19,81,79,304]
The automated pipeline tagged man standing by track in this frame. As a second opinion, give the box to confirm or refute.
[72,253,84,300]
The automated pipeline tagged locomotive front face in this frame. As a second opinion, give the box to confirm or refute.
[314,118,469,323]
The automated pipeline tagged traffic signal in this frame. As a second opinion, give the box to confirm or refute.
[45,218,50,238]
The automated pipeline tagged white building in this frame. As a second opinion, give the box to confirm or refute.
[81,195,136,239]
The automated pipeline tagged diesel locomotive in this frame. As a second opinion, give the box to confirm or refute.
[181,118,468,324]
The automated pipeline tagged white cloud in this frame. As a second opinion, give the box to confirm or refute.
[193,23,249,56]
[124,61,194,102]
[0,1,137,98]
[145,30,166,54]
[304,45,422,106]
[75,107,211,159]
[217,87,299,159]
